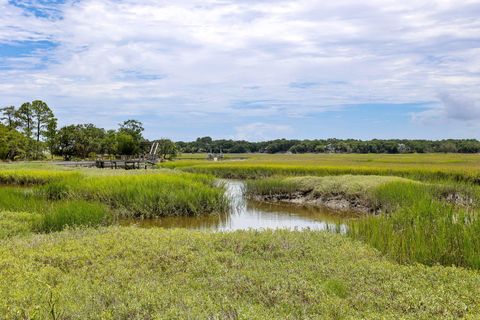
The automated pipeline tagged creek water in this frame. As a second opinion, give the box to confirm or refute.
[121,180,353,232]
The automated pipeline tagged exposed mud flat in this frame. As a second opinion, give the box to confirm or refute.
[442,193,475,207]
[251,191,477,214]
[250,192,375,214]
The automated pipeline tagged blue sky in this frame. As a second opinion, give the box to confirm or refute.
[1,0,480,141]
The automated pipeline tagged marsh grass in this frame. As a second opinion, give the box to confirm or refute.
[161,153,480,183]
[40,173,228,218]
[0,169,79,185]
[41,201,108,232]
[0,187,109,235]
[246,175,411,209]
[350,181,480,268]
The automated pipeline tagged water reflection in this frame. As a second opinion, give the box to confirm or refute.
[120,180,353,232]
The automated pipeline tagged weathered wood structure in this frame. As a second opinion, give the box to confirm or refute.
[94,141,160,169]
[94,159,148,170]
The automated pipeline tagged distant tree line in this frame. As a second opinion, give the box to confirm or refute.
[1,102,177,161]
[3,102,480,161]
[176,137,480,154]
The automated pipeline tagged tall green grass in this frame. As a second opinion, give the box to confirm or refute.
[0,169,79,185]
[41,201,108,232]
[0,187,109,236]
[39,173,228,218]
[350,181,480,269]
[0,166,229,218]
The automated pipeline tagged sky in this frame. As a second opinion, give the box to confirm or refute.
[1,0,480,141]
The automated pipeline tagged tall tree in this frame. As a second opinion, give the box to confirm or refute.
[54,125,77,161]
[31,100,56,142]
[16,102,34,138]
[45,117,58,158]
[0,106,18,129]
[119,120,144,139]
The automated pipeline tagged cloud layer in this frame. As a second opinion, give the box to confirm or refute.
[1,0,480,139]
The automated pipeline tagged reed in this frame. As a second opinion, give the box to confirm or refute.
[38,172,228,218]
[350,181,480,269]
[40,201,108,232]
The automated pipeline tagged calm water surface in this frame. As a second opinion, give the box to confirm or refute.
[121,180,354,232]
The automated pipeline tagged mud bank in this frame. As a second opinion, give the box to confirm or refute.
[249,192,376,214]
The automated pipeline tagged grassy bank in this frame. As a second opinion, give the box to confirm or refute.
[245,175,411,211]
[40,172,228,218]
[246,175,480,269]
[1,227,479,319]
[0,165,228,239]
[0,187,110,238]
[0,165,228,219]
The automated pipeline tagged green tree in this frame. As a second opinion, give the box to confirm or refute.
[0,106,18,129]
[16,102,34,139]
[155,139,178,161]
[53,124,105,160]
[118,119,145,154]
[119,120,144,140]
[116,133,137,155]
[54,125,77,160]
[31,100,56,142]
[101,130,119,156]
[0,124,28,160]
[45,117,58,158]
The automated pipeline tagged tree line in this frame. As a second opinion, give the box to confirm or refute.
[3,101,480,161]
[1,102,178,161]
[177,137,480,154]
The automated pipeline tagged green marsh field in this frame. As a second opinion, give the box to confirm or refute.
[1,154,480,319]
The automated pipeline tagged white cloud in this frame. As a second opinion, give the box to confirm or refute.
[0,0,479,138]
[412,92,480,123]
[234,122,292,141]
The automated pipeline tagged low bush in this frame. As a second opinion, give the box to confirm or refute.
[0,228,479,319]
[0,211,42,239]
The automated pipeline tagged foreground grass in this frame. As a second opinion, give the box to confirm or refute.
[0,211,42,239]
[1,227,479,319]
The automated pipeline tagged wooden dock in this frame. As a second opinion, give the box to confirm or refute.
[95,160,150,170]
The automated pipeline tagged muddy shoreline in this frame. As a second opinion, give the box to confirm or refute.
[249,191,475,214]
[249,192,376,214]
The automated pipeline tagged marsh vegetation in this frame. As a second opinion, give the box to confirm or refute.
[1,153,480,318]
